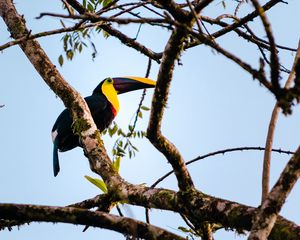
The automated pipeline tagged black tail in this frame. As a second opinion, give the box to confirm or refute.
[53,141,60,177]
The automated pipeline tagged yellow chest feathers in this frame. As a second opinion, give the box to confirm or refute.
[101,79,120,115]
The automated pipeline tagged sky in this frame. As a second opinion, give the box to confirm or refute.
[0,0,300,239]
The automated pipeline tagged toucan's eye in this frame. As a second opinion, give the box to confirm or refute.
[107,78,113,83]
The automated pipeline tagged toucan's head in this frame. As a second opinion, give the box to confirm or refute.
[93,76,156,95]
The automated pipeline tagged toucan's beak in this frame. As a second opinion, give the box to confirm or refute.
[112,77,156,94]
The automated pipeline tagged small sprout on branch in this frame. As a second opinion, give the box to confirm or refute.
[85,175,108,193]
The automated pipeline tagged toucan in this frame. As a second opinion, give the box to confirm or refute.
[51,76,156,176]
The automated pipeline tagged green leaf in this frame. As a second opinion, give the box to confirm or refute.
[129,150,132,159]
[87,2,94,12]
[102,0,111,7]
[113,156,121,172]
[83,0,87,8]
[85,175,107,193]
[178,226,194,234]
[102,30,110,39]
[111,124,118,136]
[131,145,139,152]
[78,44,83,53]
[66,50,74,60]
[141,106,150,111]
[58,54,64,66]
[116,146,126,155]
[138,111,143,118]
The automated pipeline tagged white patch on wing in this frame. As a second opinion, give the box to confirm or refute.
[51,129,58,142]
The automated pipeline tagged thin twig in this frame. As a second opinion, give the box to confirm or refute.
[186,0,202,33]
[250,0,280,93]
[37,12,170,25]
[151,146,295,188]
[243,24,290,73]
[128,58,152,137]
[212,0,284,42]
[199,15,297,53]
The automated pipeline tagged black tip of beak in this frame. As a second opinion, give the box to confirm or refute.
[112,77,156,94]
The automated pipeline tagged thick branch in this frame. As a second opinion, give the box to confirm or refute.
[0,204,185,240]
[147,26,194,191]
[123,186,300,240]
[152,0,189,22]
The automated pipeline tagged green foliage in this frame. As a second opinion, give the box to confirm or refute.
[102,105,150,162]
[82,0,115,12]
[58,0,118,65]
[85,175,108,193]
[113,156,121,172]
[178,222,223,240]
[59,29,90,65]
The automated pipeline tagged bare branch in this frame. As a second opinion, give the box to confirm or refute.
[250,0,280,93]
[151,146,295,188]
[213,0,285,40]
[262,42,300,202]
[37,12,170,25]
[151,0,189,22]
[147,26,194,191]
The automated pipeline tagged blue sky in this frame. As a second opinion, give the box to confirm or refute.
[1,1,300,239]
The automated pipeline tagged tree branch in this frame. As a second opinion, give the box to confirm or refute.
[152,0,189,22]
[147,26,194,191]
[261,42,300,202]
[151,146,295,188]
[212,0,285,40]
[250,0,280,93]
[0,203,185,240]
[37,12,170,25]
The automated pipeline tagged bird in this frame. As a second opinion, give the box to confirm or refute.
[51,76,156,176]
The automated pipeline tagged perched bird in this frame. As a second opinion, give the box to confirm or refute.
[51,76,156,176]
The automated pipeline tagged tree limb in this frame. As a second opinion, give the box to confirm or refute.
[261,42,300,202]
[250,0,280,94]
[0,203,185,240]
[147,26,194,191]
